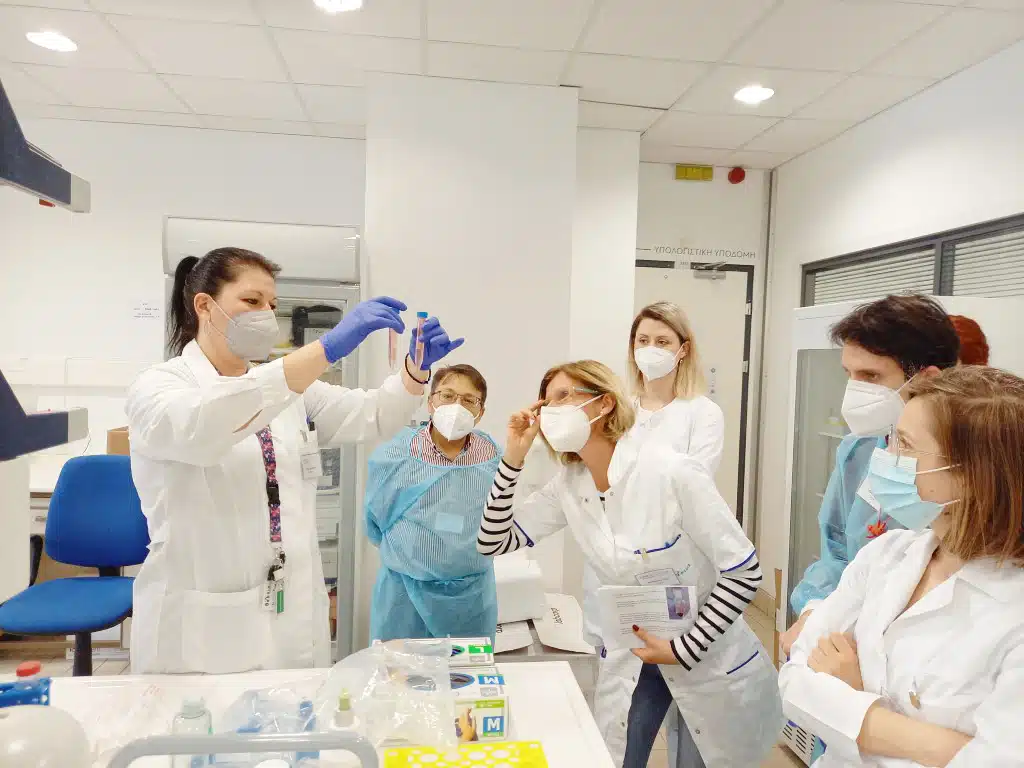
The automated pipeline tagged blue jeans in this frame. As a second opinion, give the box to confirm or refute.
[623,663,707,768]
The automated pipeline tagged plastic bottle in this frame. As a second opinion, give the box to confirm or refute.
[414,311,428,369]
[318,691,362,768]
[0,662,51,708]
[171,697,212,768]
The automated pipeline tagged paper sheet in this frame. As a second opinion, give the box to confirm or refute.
[494,620,533,653]
[532,593,594,654]
[596,585,697,652]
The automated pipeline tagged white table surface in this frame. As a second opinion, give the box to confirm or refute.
[48,661,614,768]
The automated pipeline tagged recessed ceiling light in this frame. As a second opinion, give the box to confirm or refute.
[314,0,364,12]
[26,30,77,53]
[734,84,774,106]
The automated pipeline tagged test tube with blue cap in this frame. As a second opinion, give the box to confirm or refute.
[414,311,428,370]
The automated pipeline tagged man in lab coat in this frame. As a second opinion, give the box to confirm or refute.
[782,294,960,654]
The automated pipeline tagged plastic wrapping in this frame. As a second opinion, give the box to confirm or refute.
[215,688,318,765]
[313,640,457,751]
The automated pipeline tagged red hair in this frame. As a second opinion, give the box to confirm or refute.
[950,315,990,366]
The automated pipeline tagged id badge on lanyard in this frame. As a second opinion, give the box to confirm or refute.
[256,426,288,614]
[300,422,323,482]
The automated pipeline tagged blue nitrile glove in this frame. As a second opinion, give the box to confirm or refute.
[320,296,407,364]
[408,316,465,371]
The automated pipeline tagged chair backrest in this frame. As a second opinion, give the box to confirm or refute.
[45,455,150,569]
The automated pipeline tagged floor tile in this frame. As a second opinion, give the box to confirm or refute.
[762,745,807,767]
[648,748,669,768]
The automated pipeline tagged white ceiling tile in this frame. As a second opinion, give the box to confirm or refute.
[108,16,288,80]
[9,102,202,126]
[314,122,366,139]
[428,0,594,50]
[965,0,1024,8]
[90,0,261,24]
[638,144,731,165]
[725,149,795,169]
[796,73,934,121]
[579,101,663,131]
[19,64,187,111]
[728,0,946,72]
[296,84,365,123]
[582,0,775,61]
[164,76,306,120]
[0,61,68,104]
[273,28,422,85]
[427,42,568,85]
[868,8,1024,78]
[643,111,778,149]
[742,117,851,153]
[200,115,314,135]
[673,65,845,118]
[0,5,145,70]
[564,54,706,109]
[257,0,421,38]
[0,0,90,9]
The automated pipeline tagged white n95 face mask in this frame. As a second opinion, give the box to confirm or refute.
[432,403,476,441]
[634,346,682,381]
[211,300,280,361]
[540,395,602,453]
[841,379,906,437]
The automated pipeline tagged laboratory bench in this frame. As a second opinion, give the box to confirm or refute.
[47,661,615,767]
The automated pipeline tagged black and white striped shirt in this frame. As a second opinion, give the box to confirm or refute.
[477,459,763,670]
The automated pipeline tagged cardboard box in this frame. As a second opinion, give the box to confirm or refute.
[449,637,495,668]
[451,666,510,743]
[107,427,130,456]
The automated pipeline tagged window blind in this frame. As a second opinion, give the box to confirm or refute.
[947,229,1024,297]
[809,249,935,305]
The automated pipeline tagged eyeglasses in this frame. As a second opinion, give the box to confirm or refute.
[887,426,947,460]
[545,386,599,407]
[432,389,483,411]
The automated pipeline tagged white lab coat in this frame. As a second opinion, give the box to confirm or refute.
[515,442,782,767]
[628,395,725,474]
[584,395,727,641]
[780,529,1024,767]
[126,341,420,674]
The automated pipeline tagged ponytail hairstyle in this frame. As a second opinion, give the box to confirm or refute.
[167,247,281,357]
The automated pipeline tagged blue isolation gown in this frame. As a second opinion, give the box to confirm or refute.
[365,426,501,642]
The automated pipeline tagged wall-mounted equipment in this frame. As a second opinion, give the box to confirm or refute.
[0,76,90,211]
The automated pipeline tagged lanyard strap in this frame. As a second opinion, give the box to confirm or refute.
[255,427,282,546]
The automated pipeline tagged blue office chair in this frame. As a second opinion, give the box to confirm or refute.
[0,455,149,676]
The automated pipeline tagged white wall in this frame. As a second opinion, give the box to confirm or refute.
[570,129,640,378]
[360,73,579,644]
[0,120,366,363]
[759,40,1024,596]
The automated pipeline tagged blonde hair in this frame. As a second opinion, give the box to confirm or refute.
[538,360,636,465]
[906,366,1024,566]
[628,302,706,398]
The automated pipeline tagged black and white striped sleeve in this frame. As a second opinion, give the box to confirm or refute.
[477,460,531,556]
[477,459,567,556]
[670,552,763,671]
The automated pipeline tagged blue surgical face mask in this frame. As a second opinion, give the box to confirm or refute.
[867,447,959,531]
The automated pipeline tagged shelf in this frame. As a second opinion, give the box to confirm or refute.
[817,431,847,440]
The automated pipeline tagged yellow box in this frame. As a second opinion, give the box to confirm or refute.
[383,741,549,767]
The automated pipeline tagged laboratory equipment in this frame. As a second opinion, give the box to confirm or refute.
[163,217,362,661]
[0,369,89,606]
[297,699,319,762]
[0,76,90,211]
[388,329,399,370]
[172,697,213,768]
[414,312,428,369]
[0,663,51,708]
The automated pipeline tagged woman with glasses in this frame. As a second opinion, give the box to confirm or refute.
[365,363,501,642]
[780,366,1024,767]
[477,361,782,768]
